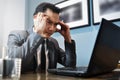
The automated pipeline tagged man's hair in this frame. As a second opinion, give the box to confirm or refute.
[33,2,61,15]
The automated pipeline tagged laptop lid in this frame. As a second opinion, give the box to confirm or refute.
[87,18,120,76]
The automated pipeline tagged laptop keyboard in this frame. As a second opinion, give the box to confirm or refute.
[57,67,87,72]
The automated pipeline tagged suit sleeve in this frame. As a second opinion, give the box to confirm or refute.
[64,40,76,67]
[56,39,76,67]
[7,31,44,68]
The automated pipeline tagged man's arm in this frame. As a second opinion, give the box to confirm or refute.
[7,30,44,68]
[52,38,76,67]
[55,21,76,67]
[64,40,76,67]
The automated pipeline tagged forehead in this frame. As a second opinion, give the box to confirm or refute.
[45,9,59,23]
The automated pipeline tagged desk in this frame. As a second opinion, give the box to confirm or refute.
[0,68,120,80]
[19,65,120,80]
[0,70,120,80]
[118,64,120,68]
[21,71,120,80]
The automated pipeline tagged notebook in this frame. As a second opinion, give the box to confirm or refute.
[47,18,120,77]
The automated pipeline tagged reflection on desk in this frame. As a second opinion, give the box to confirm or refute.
[19,64,120,80]
[0,69,120,80]
[21,71,120,80]
[118,64,120,68]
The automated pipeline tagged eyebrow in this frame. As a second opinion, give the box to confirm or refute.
[47,18,58,25]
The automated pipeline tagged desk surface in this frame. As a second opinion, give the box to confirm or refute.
[22,71,120,80]
[1,70,120,80]
[0,67,120,80]
[20,72,120,80]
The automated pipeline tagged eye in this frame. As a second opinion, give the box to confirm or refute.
[54,23,58,26]
[47,19,52,25]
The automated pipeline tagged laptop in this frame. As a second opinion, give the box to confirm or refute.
[47,18,120,77]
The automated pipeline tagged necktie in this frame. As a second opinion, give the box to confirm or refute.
[40,40,46,71]
[36,39,48,72]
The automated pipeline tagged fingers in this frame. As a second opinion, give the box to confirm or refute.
[58,20,69,30]
[37,12,49,22]
[58,20,66,27]
[37,12,42,22]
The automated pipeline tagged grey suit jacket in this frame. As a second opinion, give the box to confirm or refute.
[7,27,76,73]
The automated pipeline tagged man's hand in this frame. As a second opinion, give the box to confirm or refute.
[33,12,48,38]
[56,21,72,43]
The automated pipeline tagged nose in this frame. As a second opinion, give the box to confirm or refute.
[48,25,56,32]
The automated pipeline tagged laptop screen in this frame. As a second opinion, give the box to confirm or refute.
[87,18,120,74]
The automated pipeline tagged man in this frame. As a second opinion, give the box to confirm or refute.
[7,2,76,73]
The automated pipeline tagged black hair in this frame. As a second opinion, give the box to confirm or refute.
[33,2,61,15]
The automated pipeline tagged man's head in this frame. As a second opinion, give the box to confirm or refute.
[33,2,60,15]
[33,2,61,38]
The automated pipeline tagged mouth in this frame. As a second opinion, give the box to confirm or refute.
[46,32,53,36]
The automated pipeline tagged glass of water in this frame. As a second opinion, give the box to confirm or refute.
[0,46,7,77]
[1,46,22,79]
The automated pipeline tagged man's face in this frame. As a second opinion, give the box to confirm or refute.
[42,9,60,37]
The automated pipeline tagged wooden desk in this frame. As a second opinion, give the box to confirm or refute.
[20,71,120,80]
[118,64,120,68]
[19,65,120,80]
[0,68,120,80]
